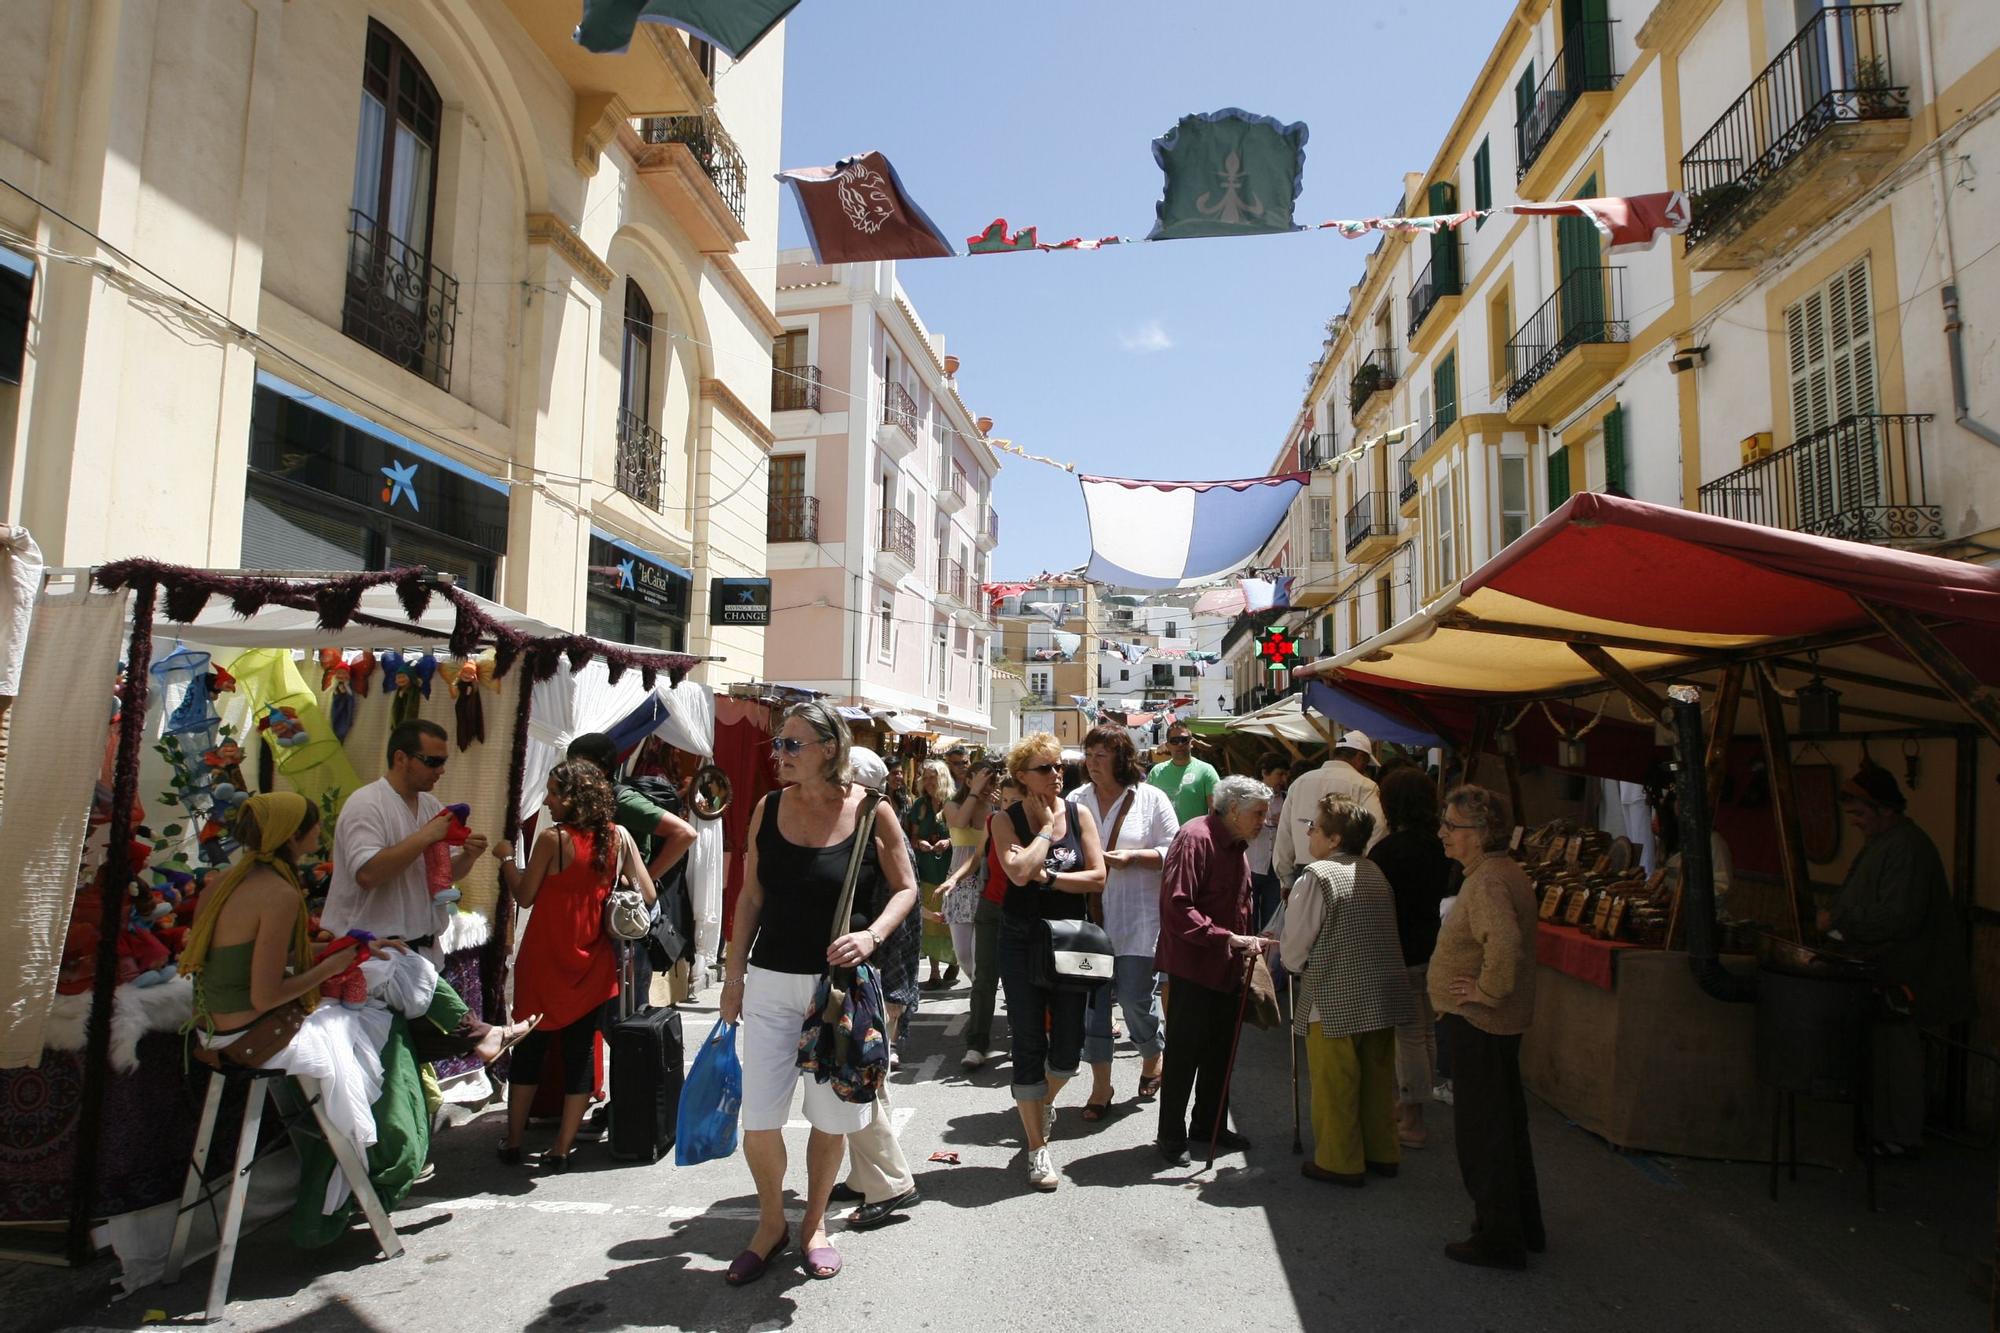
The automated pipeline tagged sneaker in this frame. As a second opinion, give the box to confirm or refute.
[1432,1081,1455,1106]
[960,1048,985,1069]
[1027,1146,1060,1191]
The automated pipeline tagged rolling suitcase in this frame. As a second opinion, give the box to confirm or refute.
[610,944,683,1162]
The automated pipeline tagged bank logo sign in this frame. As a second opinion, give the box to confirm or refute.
[710,577,773,627]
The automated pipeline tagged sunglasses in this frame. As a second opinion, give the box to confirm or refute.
[411,753,447,769]
[1168,736,1192,745]
[770,737,822,755]
[1022,762,1062,776]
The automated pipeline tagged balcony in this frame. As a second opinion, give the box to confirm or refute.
[1682,5,1908,269]
[342,210,458,392]
[1349,348,1398,427]
[1397,443,1420,511]
[1345,492,1394,560]
[977,507,999,552]
[772,363,821,413]
[1504,266,1630,425]
[631,110,749,254]
[1299,433,1338,471]
[1516,20,1621,198]
[877,381,920,461]
[938,557,967,606]
[1698,414,1939,545]
[615,408,667,510]
[938,464,968,514]
[500,0,710,118]
[1406,244,1462,355]
[875,505,917,580]
[767,493,818,543]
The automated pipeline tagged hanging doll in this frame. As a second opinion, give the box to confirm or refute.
[413,652,439,699]
[422,802,472,906]
[327,663,355,740]
[256,703,309,749]
[350,649,377,698]
[201,739,247,793]
[197,782,250,867]
[453,660,484,750]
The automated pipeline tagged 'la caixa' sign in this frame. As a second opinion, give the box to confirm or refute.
[710,577,772,627]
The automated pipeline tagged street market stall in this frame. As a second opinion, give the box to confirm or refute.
[1296,494,2000,1161]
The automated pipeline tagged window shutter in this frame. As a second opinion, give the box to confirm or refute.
[1434,353,1458,428]
[1602,405,1626,494]
[1548,447,1571,509]
[1516,64,1536,125]
[1428,182,1459,288]
[1473,139,1492,216]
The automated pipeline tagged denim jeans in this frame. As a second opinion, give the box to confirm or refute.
[1084,955,1166,1066]
[966,897,1004,1052]
[997,914,1087,1102]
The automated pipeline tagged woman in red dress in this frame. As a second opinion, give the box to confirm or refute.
[495,760,655,1168]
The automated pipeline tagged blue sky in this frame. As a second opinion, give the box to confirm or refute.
[777,1,1510,580]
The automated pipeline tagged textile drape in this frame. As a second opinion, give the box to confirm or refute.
[655,680,722,968]
[516,659,653,830]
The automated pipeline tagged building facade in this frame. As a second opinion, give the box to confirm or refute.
[1252,0,2000,677]
[764,253,1000,739]
[0,0,786,683]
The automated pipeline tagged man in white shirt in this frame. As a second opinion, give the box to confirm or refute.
[325,718,526,1063]
[1272,731,1388,886]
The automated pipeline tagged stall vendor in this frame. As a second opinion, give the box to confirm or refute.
[322,718,537,1063]
[1818,763,1973,1156]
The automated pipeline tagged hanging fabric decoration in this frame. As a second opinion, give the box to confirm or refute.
[573,0,801,59]
[1509,192,1690,252]
[1147,108,1308,241]
[1081,473,1308,589]
[414,652,439,699]
[1240,575,1294,614]
[454,661,484,752]
[1052,630,1083,659]
[982,581,1038,612]
[967,219,1125,254]
[1193,585,1248,618]
[1025,601,1072,628]
[778,152,956,264]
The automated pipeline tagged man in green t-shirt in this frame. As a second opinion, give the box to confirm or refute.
[1148,723,1221,824]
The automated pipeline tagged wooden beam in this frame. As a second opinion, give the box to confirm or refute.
[1570,642,1672,724]
[1705,663,1746,813]
[1858,599,2000,749]
[1442,611,1701,657]
[1767,655,1951,702]
[1752,666,1813,942]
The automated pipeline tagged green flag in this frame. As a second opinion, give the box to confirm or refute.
[574,0,801,60]
[1147,108,1309,241]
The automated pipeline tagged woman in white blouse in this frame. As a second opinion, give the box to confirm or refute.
[1074,725,1181,1118]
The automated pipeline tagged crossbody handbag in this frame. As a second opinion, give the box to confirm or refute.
[795,795,892,1104]
[1027,798,1117,992]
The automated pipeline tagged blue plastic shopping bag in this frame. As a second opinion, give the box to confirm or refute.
[675,1018,742,1166]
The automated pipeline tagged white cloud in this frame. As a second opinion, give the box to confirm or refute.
[1118,319,1174,354]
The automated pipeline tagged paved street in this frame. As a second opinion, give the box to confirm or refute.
[28,980,1993,1333]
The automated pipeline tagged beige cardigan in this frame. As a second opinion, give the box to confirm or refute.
[1427,850,1539,1035]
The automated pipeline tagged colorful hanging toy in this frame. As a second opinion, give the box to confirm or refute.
[422,803,472,906]
[454,660,484,750]
[257,703,310,748]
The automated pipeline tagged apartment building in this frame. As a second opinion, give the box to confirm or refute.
[994,582,1094,746]
[765,253,1000,739]
[0,1,786,682]
[1253,0,2000,675]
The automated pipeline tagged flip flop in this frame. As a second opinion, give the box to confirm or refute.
[725,1228,790,1287]
[802,1245,843,1280]
[1081,1101,1111,1123]
[490,1013,542,1061]
[1137,1073,1163,1100]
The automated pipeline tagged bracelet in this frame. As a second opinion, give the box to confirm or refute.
[722,977,745,990]
[866,928,883,950]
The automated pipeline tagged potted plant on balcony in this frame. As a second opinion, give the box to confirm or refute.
[1349,361,1386,416]
[1690,179,1753,233]
[1853,56,1897,118]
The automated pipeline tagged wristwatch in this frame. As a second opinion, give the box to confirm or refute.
[866,928,883,950]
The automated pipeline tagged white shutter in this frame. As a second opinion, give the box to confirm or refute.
[1786,257,1880,531]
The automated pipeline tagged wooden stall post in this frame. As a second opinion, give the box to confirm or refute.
[1751,665,1813,941]
[1705,663,1746,813]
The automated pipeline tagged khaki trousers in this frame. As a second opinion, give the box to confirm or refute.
[1305,1024,1400,1175]
[844,1009,914,1202]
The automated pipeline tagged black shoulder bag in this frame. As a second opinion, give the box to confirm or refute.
[1025,799,1115,992]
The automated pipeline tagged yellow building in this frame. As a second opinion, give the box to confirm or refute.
[1253,0,2000,678]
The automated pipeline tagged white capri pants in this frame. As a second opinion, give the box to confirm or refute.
[739,965,874,1135]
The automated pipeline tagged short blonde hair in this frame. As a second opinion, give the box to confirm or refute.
[1007,731,1062,776]
[1315,795,1376,852]
[918,758,952,797]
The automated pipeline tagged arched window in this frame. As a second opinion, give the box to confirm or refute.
[622,279,655,424]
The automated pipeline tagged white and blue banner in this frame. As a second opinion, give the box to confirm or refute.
[1081,472,1308,589]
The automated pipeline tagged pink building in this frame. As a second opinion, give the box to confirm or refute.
[766,253,1000,740]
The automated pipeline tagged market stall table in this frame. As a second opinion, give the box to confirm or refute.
[1535,922,1636,991]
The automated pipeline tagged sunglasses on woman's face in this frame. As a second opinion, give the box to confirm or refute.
[770,736,820,755]
[1022,762,1062,776]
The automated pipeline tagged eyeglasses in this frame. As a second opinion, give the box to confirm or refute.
[770,737,819,755]
[414,754,447,769]
[1439,818,1478,831]
[1022,762,1062,776]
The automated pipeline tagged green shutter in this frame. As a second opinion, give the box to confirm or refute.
[1515,63,1536,125]
[1320,614,1335,656]
[1434,353,1458,429]
[1548,447,1571,508]
[1473,139,1492,219]
[1603,404,1626,494]
[1428,181,1459,291]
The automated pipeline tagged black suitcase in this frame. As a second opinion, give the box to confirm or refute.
[610,946,683,1162]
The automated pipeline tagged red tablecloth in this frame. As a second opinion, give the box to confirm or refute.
[1535,922,1637,991]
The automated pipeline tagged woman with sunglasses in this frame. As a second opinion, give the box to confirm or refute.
[993,732,1107,1192]
[719,701,919,1285]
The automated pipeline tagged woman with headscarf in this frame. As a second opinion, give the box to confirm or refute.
[907,758,956,988]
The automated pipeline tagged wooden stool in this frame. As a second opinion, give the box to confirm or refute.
[164,1065,404,1321]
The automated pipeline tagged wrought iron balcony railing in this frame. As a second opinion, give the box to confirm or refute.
[880,505,917,566]
[938,557,966,602]
[945,464,968,505]
[1682,5,1907,246]
[638,110,748,225]
[1345,492,1392,555]
[1698,413,1939,544]
[1397,443,1419,505]
[342,209,458,391]
[615,408,667,510]
[1407,244,1462,338]
[1349,347,1398,416]
[883,381,919,445]
[767,493,818,543]
[1300,433,1338,470]
[772,363,821,412]
[1516,20,1621,180]
[1505,266,1630,405]
[985,508,1000,544]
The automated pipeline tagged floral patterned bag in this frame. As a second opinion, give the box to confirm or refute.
[795,796,891,1104]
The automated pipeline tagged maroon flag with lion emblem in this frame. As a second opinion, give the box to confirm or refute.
[778,152,956,264]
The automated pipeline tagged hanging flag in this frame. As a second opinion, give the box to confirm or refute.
[1193,585,1247,618]
[1052,630,1083,658]
[573,0,800,58]
[1082,473,1308,589]
[1239,575,1293,614]
[968,219,1040,254]
[983,581,1038,611]
[779,152,955,264]
[1025,601,1072,627]
[1147,108,1308,241]
[1510,192,1689,253]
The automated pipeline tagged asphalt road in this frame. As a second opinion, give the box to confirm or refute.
[41,979,1994,1332]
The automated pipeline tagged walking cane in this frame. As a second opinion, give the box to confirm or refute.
[1206,950,1257,1170]
[1288,973,1303,1155]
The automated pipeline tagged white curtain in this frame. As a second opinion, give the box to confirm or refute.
[0,527,42,701]
[0,579,133,1067]
[655,679,721,971]
[516,659,654,831]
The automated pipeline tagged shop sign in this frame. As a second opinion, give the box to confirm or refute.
[710,577,773,626]
[589,535,690,617]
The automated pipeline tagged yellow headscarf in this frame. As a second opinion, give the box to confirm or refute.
[179,791,317,1011]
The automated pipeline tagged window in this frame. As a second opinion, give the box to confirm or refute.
[689,36,717,82]
[1472,138,1492,220]
[934,621,949,695]
[1029,667,1052,697]
[1151,665,1173,686]
[772,328,811,411]
[878,598,895,661]
[1119,668,1131,682]
[621,280,654,423]
[976,646,988,708]
[1179,665,1198,679]
[1602,405,1628,495]
[1163,621,1179,639]
[1433,353,1458,431]
[1310,496,1333,561]
[1514,61,1537,131]
[1500,455,1530,544]
[1377,576,1394,634]
[1488,286,1513,391]
[353,23,441,257]
[1435,471,1457,589]
[1320,614,1335,656]
[770,454,805,499]
[1786,258,1880,528]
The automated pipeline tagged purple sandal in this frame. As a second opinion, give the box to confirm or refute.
[802,1245,843,1280]
[724,1228,790,1287]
